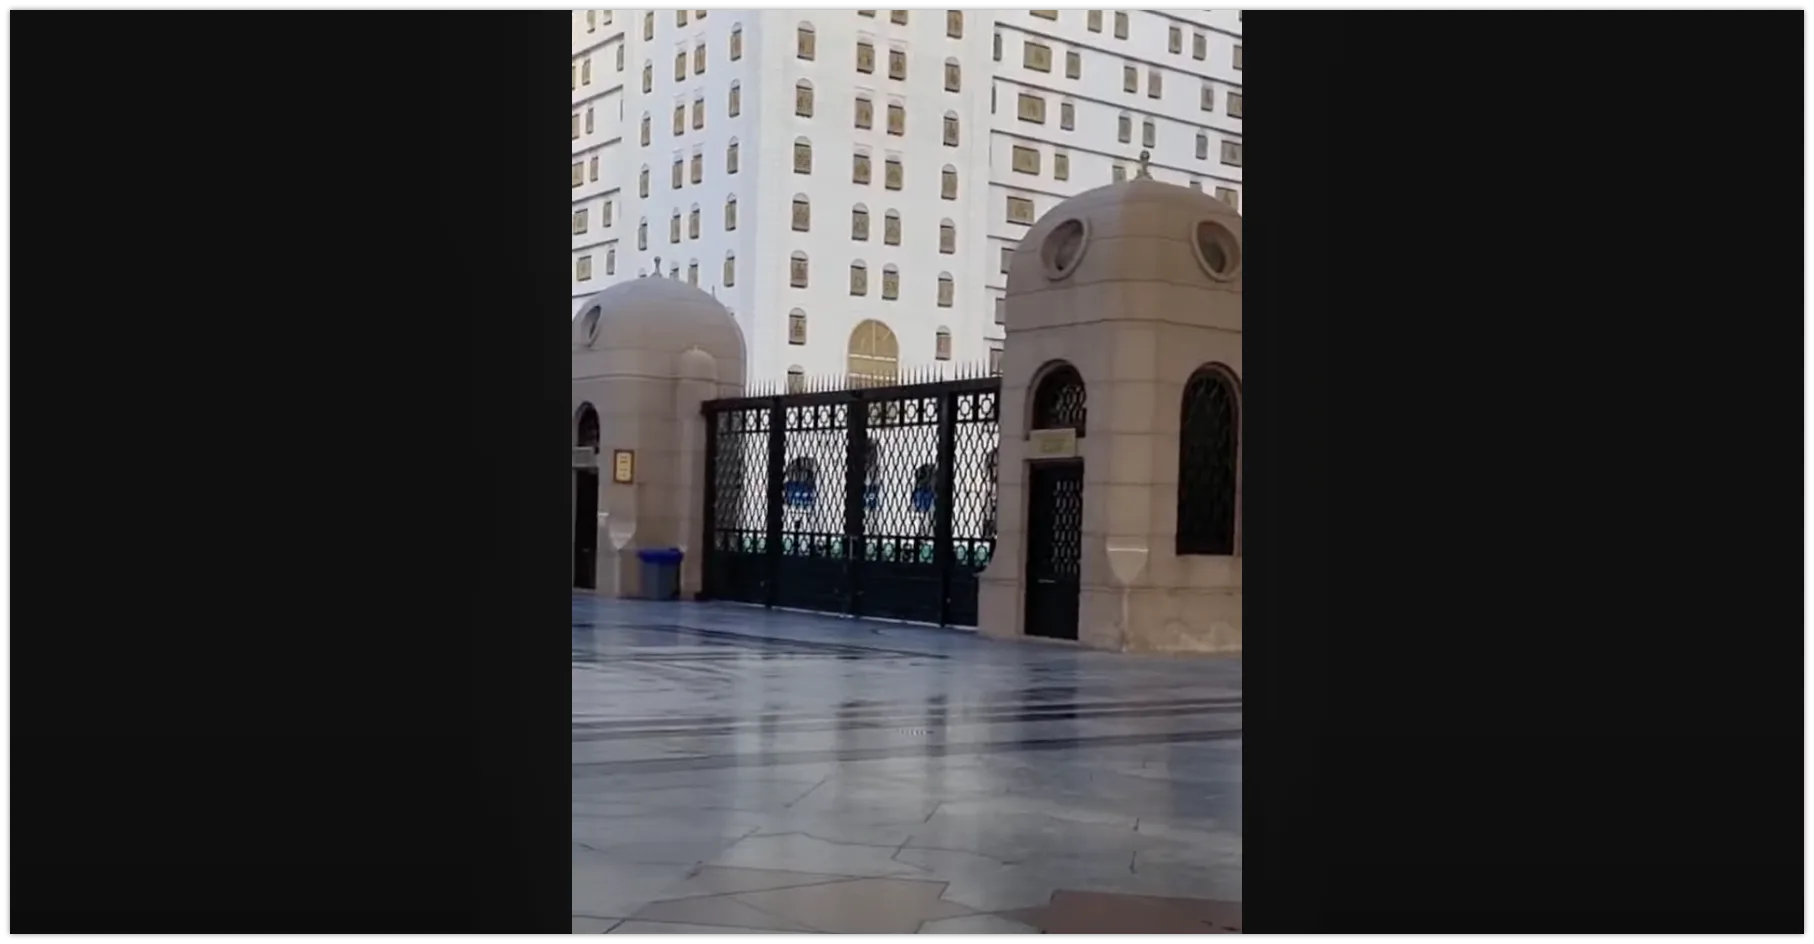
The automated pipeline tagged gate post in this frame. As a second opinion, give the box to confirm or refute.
[763,397,786,607]
[700,402,718,600]
[934,388,958,626]
[843,391,869,618]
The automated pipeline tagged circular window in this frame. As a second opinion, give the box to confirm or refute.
[1193,220,1242,281]
[581,306,602,342]
[1039,218,1090,281]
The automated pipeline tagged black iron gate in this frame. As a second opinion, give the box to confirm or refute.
[702,375,1001,626]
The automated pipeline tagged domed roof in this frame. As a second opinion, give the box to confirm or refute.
[1005,174,1241,297]
[572,277,745,368]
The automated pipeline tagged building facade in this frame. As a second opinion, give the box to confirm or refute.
[572,9,1242,388]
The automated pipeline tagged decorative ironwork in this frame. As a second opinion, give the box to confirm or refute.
[1176,366,1239,555]
[702,371,1000,627]
[1032,363,1087,435]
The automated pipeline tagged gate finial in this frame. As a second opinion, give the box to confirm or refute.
[1136,150,1152,179]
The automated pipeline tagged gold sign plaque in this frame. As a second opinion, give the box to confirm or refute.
[1027,428,1077,460]
[612,449,635,484]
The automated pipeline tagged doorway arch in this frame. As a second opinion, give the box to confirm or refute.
[573,402,601,589]
[1023,362,1086,640]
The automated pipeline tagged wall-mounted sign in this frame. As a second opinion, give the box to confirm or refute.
[1027,428,1078,460]
[612,449,636,483]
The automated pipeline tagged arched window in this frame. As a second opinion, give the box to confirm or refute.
[791,194,811,232]
[796,22,816,60]
[794,136,813,174]
[1032,362,1087,435]
[641,61,653,93]
[687,259,699,285]
[847,319,899,387]
[730,24,743,61]
[883,209,901,246]
[726,138,740,173]
[795,79,815,117]
[723,252,736,286]
[851,203,870,241]
[1143,117,1156,148]
[881,264,900,300]
[687,204,700,239]
[1176,366,1240,555]
[669,209,681,243]
[946,9,963,37]
[939,218,955,254]
[934,325,952,358]
[853,146,872,184]
[636,218,648,250]
[638,165,650,198]
[728,81,741,117]
[1196,132,1209,160]
[786,366,806,393]
[942,111,960,147]
[788,309,807,345]
[1117,112,1132,143]
[640,112,651,146]
[784,457,818,507]
[643,10,654,40]
[941,164,958,200]
[724,195,738,230]
[936,274,954,309]
[790,251,809,288]
[854,93,874,129]
[944,58,961,92]
[692,92,705,129]
[575,402,600,450]
[849,260,868,296]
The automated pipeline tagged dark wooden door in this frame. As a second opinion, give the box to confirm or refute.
[1024,461,1083,640]
[574,468,599,589]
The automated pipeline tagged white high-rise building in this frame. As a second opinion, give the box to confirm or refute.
[572,9,1242,389]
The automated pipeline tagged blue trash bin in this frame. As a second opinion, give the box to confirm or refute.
[635,547,685,601]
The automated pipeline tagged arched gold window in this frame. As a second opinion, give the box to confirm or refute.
[847,319,900,387]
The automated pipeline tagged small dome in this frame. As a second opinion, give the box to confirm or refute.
[572,278,746,371]
[1006,177,1241,298]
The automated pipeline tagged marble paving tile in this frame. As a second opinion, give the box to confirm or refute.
[1012,888,1242,933]
[571,916,622,933]
[628,894,817,932]
[709,832,928,878]
[731,877,976,934]
[918,913,1042,933]
[606,920,789,934]
[651,866,864,901]
[571,847,697,919]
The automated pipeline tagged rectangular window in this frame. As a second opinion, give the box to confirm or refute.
[857,41,875,73]
[571,113,580,140]
[1215,186,1239,211]
[943,114,959,146]
[1113,11,1128,38]
[888,48,907,80]
[1117,114,1130,143]
[1030,9,1058,19]
[853,152,872,184]
[850,265,868,295]
[1189,179,1201,191]
[673,105,684,135]
[606,247,616,275]
[1053,151,1069,181]
[695,43,706,74]
[572,208,589,234]
[1017,92,1046,124]
[999,245,1013,273]
[726,199,737,229]
[1169,25,1182,53]
[617,45,624,71]
[994,298,1006,324]
[1142,118,1156,148]
[1087,9,1102,31]
[792,199,810,231]
[881,268,899,299]
[890,9,908,24]
[1227,92,1242,118]
[989,346,1003,376]
[729,85,741,117]
[690,153,702,183]
[589,155,598,180]
[674,51,686,81]
[794,142,812,173]
[689,208,701,239]
[993,31,1002,61]
[947,10,963,37]
[937,282,953,311]
[586,107,595,134]
[790,312,808,343]
[586,9,596,32]
[730,29,742,60]
[677,10,687,26]
[1196,133,1209,160]
[672,160,683,189]
[884,213,901,245]
[1234,44,1242,69]
[945,60,961,92]
[887,102,905,135]
[1201,84,1215,112]
[798,27,816,59]
[643,11,654,40]
[1065,50,1081,79]
[1023,41,1051,73]
[939,223,955,253]
[855,97,874,129]
[1005,195,1034,224]
[1060,101,1075,130]
[1193,32,1207,60]
[852,207,870,240]
[576,254,593,281]
[942,168,958,199]
[1221,139,1242,166]
[727,142,739,173]
[795,84,813,117]
[670,215,681,242]
[1111,164,1126,182]
[721,255,733,285]
[601,198,612,227]
[1011,145,1040,175]
[582,59,592,85]
[692,99,704,129]
[1148,68,1162,99]
[885,157,903,190]
[1123,64,1137,93]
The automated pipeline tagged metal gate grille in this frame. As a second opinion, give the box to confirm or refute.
[702,374,1000,627]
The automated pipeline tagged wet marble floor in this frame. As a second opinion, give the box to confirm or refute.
[573,595,1241,933]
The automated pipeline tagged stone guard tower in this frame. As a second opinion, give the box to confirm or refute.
[572,278,746,598]
[978,171,1242,654]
